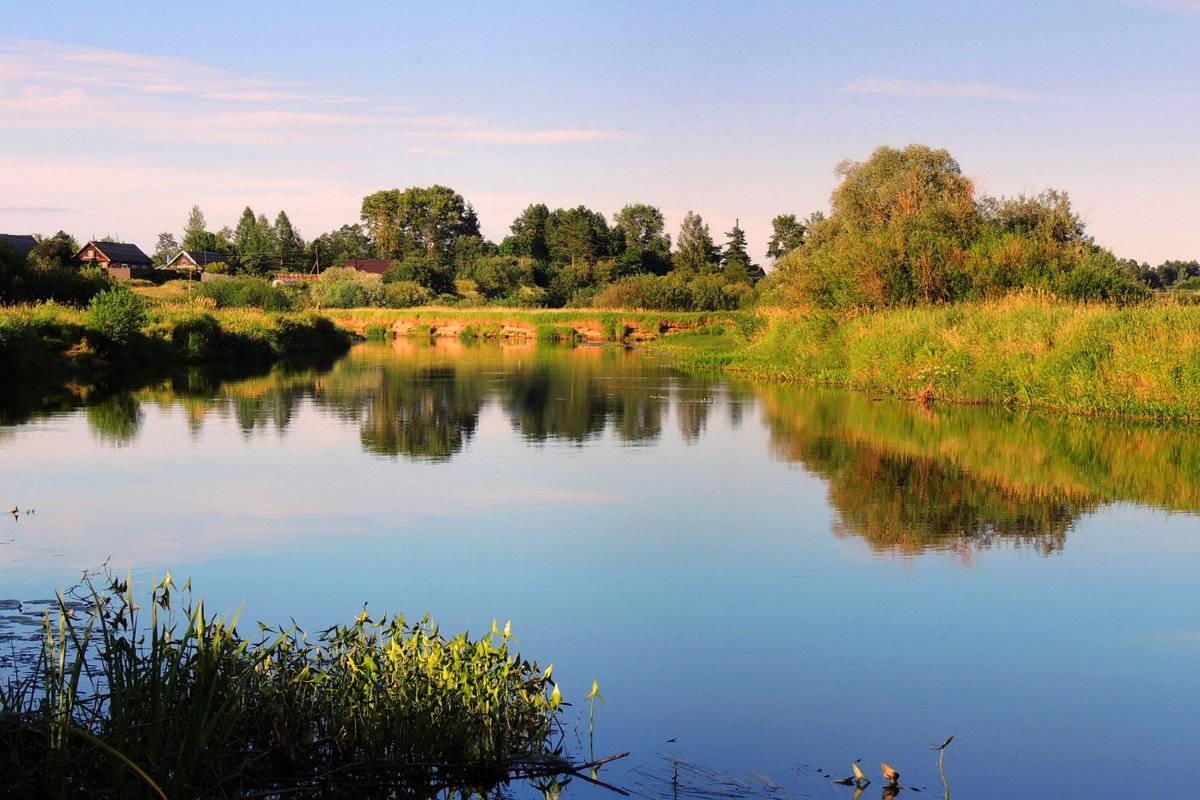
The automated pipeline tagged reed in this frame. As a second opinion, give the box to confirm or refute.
[0,573,577,799]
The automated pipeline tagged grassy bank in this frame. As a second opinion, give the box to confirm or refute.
[0,300,351,386]
[651,295,1200,420]
[324,307,745,343]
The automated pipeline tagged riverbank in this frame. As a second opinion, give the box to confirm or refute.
[324,307,745,342]
[0,301,352,387]
[651,295,1200,421]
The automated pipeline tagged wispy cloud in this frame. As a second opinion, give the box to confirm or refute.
[0,36,634,149]
[835,78,1039,101]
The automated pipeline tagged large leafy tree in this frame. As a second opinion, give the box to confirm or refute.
[766,214,806,261]
[544,206,613,267]
[768,144,1147,307]
[360,186,479,262]
[613,203,672,275]
[507,203,551,263]
[308,224,373,269]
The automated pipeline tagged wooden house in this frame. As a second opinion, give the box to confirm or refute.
[0,234,38,259]
[75,241,153,278]
[165,250,230,274]
[343,259,394,275]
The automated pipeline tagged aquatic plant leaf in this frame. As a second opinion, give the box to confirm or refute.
[882,762,899,784]
[852,762,866,782]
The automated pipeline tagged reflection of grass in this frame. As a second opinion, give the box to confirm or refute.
[656,297,1200,420]
[763,385,1200,513]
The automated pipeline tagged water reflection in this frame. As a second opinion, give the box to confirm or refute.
[761,385,1200,556]
[5,340,1199,558]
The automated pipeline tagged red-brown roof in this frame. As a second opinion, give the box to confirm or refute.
[343,259,393,274]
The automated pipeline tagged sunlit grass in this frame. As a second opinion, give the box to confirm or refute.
[0,573,576,798]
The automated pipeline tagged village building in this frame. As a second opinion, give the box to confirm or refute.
[0,234,38,259]
[165,250,231,274]
[75,241,153,279]
[343,259,393,275]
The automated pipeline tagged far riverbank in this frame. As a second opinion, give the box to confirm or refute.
[329,297,1200,421]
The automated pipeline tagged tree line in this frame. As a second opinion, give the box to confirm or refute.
[3,143,1195,310]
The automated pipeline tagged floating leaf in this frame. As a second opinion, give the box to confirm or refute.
[882,762,899,785]
[852,762,866,782]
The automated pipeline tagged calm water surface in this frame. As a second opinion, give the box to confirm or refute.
[2,340,1198,799]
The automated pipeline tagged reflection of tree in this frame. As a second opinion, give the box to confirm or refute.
[672,375,715,444]
[361,366,481,461]
[86,392,143,447]
[504,364,608,443]
[760,387,1118,558]
[822,446,1081,556]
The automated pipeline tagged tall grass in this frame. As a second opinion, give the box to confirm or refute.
[0,573,575,798]
[654,296,1200,420]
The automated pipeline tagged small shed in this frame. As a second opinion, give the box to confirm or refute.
[343,259,394,275]
[0,234,38,259]
[76,241,153,278]
[165,250,231,274]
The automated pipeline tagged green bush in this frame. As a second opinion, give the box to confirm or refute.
[385,280,434,308]
[312,267,385,308]
[87,286,146,345]
[195,277,296,311]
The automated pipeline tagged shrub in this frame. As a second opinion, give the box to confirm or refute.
[385,280,434,308]
[194,277,297,311]
[312,267,385,308]
[87,286,146,345]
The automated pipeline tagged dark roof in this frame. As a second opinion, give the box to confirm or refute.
[0,234,38,258]
[167,250,230,268]
[343,259,393,274]
[77,241,152,265]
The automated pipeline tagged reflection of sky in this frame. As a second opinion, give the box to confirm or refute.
[2,357,1199,800]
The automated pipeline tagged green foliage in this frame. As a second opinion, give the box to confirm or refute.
[308,223,373,268]
[312,266,386,308]
[591,271,756,311]
[673,211,719,274]
[766,213,806,261]
[0,573,568,798]
[87,287,147,346]
[385,253,455,294]
[1,233,111,306]
[195,277,296,310]
[535,324,580,343]
[385,280,434,308]
[360,185,480,261]
[768,145,1148,308]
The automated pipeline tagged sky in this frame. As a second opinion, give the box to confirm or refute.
[1,0,1197,265]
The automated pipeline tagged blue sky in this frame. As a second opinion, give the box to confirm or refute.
[2,0,1197,264]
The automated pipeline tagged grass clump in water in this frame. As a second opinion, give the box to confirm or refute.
[0,573,578,799]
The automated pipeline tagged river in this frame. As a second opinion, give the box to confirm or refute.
[2,339,1198,799]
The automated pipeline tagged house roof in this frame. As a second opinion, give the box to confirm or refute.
[343,259,393,274]
[0,234,38,258]
[167,250,229,268]
[76,241,153,265]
